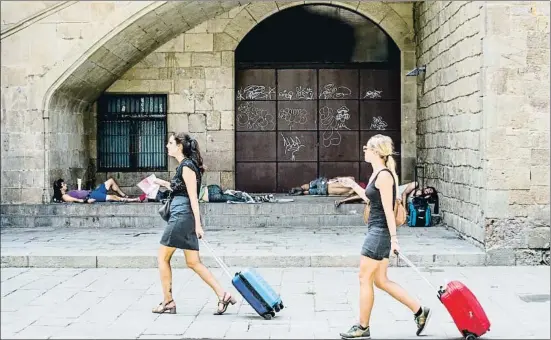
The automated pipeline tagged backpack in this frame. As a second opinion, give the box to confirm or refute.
[407,196,432,227]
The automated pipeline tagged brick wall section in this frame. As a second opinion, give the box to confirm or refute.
[101,9,239,193]
[414,1,485,243]
[481,1,550,265]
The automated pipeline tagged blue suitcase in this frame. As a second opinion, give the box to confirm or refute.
[232,268,284,320]
[200,239,284,320]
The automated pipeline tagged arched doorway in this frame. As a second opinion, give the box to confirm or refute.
[234,4,401,193]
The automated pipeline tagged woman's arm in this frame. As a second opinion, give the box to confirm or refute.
[337,194,364,205]
[182,167,202,236]
[376,171,398,240]
[61,194,84,203]
[154,178,172,190]
[337,178,369,203]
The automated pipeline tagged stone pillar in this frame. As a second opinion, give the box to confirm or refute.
[481,1,550,265]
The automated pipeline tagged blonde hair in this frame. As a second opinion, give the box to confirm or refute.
[366,134,399,196]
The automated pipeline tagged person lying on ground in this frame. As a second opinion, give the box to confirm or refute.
[198,184,248,203]
[288,177,367,196]
[335,181,418,208]
[53,178,145,203]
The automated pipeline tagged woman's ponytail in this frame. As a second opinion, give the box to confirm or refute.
[385,155,399,198]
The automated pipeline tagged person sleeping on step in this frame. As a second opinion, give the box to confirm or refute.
[334,181,418,208]
[288,176,366,196]
[52,178,145,203]
[198,184,247,203]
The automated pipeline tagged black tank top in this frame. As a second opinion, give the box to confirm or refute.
[365,168,396,229]
[170,159,202,197]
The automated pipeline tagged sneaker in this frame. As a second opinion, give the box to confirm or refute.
[414,306,432,336]
[339,324,371,339]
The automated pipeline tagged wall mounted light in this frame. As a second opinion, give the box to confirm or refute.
[406,65,426,76]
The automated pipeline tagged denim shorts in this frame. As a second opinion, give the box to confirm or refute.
[361,227,391,261]
[308,177,328,195]
[89,183,108,202]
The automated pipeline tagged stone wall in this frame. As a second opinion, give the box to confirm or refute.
[1,1,416,202]
[415,1,550,263]
[414,1,485,243]
[481,1,550,264]
[48,94,91,190]
[1,1,162,203]
[99,2,417,193]
[101,10,238,192]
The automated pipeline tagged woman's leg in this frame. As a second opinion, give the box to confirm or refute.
[340,256,379,339]
[374,258,420,312]
[183,249,236,314]
[401,181,417,203]
[374,258,431,335]
[152,245,177,313]
[105,195,141,202]
[359,256,379,328]
[104,178,127,197]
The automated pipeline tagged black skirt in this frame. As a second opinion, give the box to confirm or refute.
[160,196,199,251]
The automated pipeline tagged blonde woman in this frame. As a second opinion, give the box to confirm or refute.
[337,134,431,339]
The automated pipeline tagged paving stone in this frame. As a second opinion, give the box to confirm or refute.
[2,266,549,339]
[0,225,489,268]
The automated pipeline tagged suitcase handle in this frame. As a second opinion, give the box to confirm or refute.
[394,250,442,295]
[200,238,234,280]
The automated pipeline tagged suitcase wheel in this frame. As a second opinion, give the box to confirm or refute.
[275,305,280,312]
[279,302,284,310]
[464,333,477,340]
[263,313,273,320]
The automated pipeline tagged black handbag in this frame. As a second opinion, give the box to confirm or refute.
[158,192,172,222]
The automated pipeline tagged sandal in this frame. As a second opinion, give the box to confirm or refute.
[213,292,236,315]
[152,300,176,314]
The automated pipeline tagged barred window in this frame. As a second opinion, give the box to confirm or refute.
[97,94,167,172]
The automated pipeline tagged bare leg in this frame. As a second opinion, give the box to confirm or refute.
[374,258,420,313]
[359,256,379,328]
[401,181,417,203]
[104,178,126,197]
[152,245,177,313]
[106,195,140,202]
[184,249,236,314]
[335,194,364,207]
[105,194,122,201]
[327,183,355,196]
[300,183,310,195]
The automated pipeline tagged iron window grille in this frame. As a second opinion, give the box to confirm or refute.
[97,94,168,172]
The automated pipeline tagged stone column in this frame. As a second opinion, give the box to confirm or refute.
[481,1,550,264]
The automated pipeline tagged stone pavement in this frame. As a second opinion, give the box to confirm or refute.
[1,226,487,268]
[1,266,549,339]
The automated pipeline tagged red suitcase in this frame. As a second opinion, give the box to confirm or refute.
[439,280,491,340]
[396,251,491,340]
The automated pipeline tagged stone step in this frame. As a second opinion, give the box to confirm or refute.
[1,200,369,228]
[0,214,367,228]
[0,226,490,268]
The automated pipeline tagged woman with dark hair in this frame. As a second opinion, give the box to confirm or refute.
[151,132,236,315]
[52,178,142,203]
[421,186,439,214]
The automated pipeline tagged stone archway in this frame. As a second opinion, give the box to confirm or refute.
[221,1,417,188]
[41,1,415,200]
